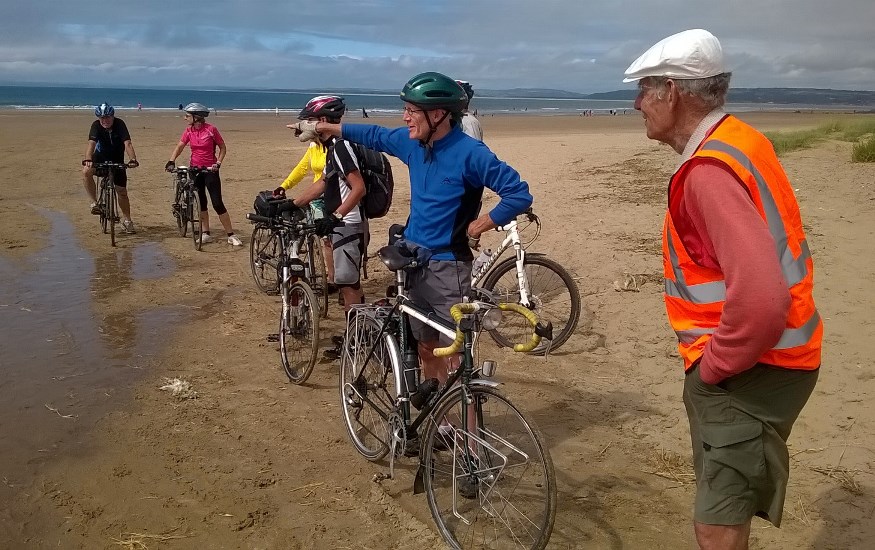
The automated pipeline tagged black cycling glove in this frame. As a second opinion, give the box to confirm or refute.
[165,160,176,172]
[314,215,341,237]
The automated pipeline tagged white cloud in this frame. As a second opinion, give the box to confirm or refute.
[0,0,872,92]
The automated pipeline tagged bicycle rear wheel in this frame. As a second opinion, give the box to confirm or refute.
[481,255,581,353]
[190,189,203,251]
[339,310,399,461]
[279,280,320,384]
[422,385,557,550]
[249,225,280,295]
[303,233,329,318]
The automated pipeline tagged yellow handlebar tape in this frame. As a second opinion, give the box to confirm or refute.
[432,302,542,357]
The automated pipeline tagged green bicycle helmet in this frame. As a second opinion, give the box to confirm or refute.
[400,72,468,113]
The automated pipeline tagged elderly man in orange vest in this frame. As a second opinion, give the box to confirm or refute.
[624,29,822,550]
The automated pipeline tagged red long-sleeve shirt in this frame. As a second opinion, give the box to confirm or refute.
[672,162,791,384]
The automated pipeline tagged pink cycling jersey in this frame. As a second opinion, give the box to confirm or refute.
[181,123,224,167]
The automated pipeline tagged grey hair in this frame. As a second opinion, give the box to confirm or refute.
[653,73,732,109]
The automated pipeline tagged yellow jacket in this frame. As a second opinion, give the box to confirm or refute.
[280,142,327,190]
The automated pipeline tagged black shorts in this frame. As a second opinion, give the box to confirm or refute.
[93,156,128,187]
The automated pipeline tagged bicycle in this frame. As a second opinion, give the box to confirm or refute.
[249,201,329,318]
[339,244,557,549]
[472,208,581,354]
[246,210,322,384]
[169,166,211,251]
[88,160,134,247]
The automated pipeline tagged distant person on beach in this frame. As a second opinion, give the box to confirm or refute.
[362,107,369,118]
[285,95,367,330]
[178,103,183,110]
[137,102,142,111]
[625,29,822,549]
[291,71,531,391]
[274,95,350,295]
[456,80,483,140]
[165,102,242,246]
[82,102,139,233]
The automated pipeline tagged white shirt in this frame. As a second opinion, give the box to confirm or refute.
[460,113,483,141]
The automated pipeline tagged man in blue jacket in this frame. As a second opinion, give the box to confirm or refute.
[294,71,532,390]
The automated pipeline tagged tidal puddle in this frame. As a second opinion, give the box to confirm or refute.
[0,210,182,489]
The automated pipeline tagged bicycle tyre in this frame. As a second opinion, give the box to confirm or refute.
[480,254,581,353]
[339,312,400,461]
[108,184,117,247]
[99,177,109,235]
[305,233,329,318]
[279,280,320,384]
[421,385,557,550]
[175,179,188,237]
[190,188,203,251]
[249,225,280,295]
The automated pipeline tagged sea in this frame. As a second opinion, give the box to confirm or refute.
[0,85,865,116]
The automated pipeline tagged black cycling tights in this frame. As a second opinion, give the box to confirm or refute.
[196,172,227,216]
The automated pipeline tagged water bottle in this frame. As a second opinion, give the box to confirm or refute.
[473,248,491,275]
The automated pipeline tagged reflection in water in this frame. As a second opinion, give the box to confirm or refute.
[0,209,181,495]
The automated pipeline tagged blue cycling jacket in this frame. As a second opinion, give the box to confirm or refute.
[341,123,532,261]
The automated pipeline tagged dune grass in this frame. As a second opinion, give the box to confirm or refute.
[765,118,875,161]
[852,137,875,163]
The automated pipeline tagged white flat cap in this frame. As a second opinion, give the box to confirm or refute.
[623,29,726,83]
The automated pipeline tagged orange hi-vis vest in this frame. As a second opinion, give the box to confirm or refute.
[663,115,822,371]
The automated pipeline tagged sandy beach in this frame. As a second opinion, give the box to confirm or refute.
[1,109,874,549]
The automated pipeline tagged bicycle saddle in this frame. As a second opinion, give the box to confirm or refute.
[378,245,415,271]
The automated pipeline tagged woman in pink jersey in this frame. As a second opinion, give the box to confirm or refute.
[165,102,242,246]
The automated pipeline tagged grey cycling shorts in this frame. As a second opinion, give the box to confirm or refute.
[407,260,472,345]
[331,222,366,286]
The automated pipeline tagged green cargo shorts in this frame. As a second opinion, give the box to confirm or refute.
[683,363,818,527]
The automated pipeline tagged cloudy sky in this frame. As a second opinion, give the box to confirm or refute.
[1,0,872,93]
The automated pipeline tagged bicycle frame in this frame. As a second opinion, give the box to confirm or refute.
[470,218,533,308]
[346,265,494,479]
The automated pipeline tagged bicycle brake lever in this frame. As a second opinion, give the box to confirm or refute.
[535,321,553,341]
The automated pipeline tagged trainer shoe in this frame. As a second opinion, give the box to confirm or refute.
[199,233,214,244]
[122,220,136,234]
[90,202,101,215]
[228,234,243,246]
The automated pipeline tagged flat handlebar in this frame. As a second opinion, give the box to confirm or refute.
[85,160,136,170]
[432,302,542,357]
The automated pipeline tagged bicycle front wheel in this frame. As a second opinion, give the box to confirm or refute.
[249,225,280,295]
[108,184,118,247]
[279,280,320,384]
[481,255,581,353]
[422,385,557,550]
[174,183,189,237]
[339,311,399,461]
[190,189,203,251]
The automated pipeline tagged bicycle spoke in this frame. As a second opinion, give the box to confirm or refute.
[481,256,581,353]
[339,308,398,461]
[423,386,556,550]
[280,281,319,384]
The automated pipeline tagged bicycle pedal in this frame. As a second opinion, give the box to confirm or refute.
[266,333,279,342]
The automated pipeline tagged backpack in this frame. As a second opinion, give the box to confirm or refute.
[324,142,394,219]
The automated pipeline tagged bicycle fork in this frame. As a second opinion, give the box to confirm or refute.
[514,248,533,308]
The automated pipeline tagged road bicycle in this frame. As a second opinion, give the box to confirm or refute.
[169,166,210,251]
[250,206,329,318]
[472,208,581,354]
[339,244,557,549]
[90,161,133,247]
[247,211,321,384]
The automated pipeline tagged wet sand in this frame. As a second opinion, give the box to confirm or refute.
[1,109,874,548]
